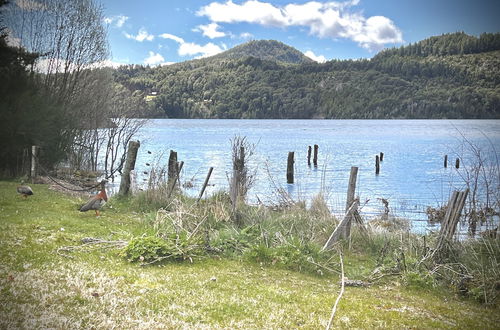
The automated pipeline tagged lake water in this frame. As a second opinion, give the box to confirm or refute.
[131,119,500,235]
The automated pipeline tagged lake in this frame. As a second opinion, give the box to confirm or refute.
[130,119,500,235]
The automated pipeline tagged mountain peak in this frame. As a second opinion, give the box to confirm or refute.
[214,40,314,64]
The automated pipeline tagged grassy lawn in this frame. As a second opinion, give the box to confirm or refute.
[0,181,498,329]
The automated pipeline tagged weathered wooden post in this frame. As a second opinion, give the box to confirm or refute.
[344,166,358,238]
[375,155,380,175]
[444,155,448,168]
[167,161,184,198]
[379,152,384,162]
[30,145,40,183]
[287,152,294,184]
[322,166,359,249]
[119,140,140,196]
[433,189,469,260]
[230,146,245,210]
[307,146,312,166]
[313,144,318,166]
[197,167,214,202]
[168,150,178,186]
[455,158,460,169]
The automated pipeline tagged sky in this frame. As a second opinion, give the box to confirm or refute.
[101,0,500,66]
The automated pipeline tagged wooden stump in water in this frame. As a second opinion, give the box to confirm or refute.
[287,152,294,184]
[375,155,380,175]
[379,152,384,162]
[455,158,460,169]
[444,155,448,168]
[307,146,312,166]
[313,144,318,167]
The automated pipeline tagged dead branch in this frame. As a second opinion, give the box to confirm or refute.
[326,251,345,330]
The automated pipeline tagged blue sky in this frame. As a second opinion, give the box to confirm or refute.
[101,0,500,66]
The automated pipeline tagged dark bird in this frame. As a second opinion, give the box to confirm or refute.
[17,182,34,198]
[80,180,108,217]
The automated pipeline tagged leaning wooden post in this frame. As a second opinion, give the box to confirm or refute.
[375,155,380,175]
[287,152,294,184]
[455,158,460,169]
[323,198,359,250]
[30,145,40,183]
[307,146,312,166]
[119,140,140,196]
[313,144,319,166]
[197,167,214,202]
[167,161,184,198]
[433,189,469,260]
[444,155,448,168]
[343,166,358,238]
[379,152,384,162]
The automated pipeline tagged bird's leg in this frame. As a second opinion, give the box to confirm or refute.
[95,210,100,217]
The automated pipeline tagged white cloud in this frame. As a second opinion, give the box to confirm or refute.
[124,28,154,42]
[158,31,224,58]
[304,50,326,63]
[178,42,224,58]
[104,15,129,28]
[144,51,165,66]
[239,32,254,39]
[159,33,185,44]
[198,0,403,50]
[195,23,226,39]
[197,0,287,26]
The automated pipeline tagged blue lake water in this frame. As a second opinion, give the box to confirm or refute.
[130,119,500,234]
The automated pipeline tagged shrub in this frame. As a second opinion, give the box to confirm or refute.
[122,233,205,264]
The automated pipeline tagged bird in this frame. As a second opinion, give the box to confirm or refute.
[79,180,108,217]
[17,181,34,199]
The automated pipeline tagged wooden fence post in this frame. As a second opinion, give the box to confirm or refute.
[313,144,319,166]
[197,167,214,202]
[307,146,312,166]
[119,140,140,196]
[168,150,178,186]
[344,166,358,238]
[287,152,294,184]
[444,155,448,168]
[433,189,469,260]
[30,145,40,183]
[375,155,380,175]
[167,161,184,199]
[230,146,245,210]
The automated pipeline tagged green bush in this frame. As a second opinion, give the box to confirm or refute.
[245,237,330,274]
[122,233,204,264]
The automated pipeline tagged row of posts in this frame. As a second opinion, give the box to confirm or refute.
[116,142,463,198]
[287,147,385,184]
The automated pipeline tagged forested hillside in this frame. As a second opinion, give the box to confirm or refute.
[113,32,500,119]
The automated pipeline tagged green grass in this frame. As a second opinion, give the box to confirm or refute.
[0,181,498,328]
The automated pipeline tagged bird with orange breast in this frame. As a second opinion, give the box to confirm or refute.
[80,180,108,216]
[17,181,34,199]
